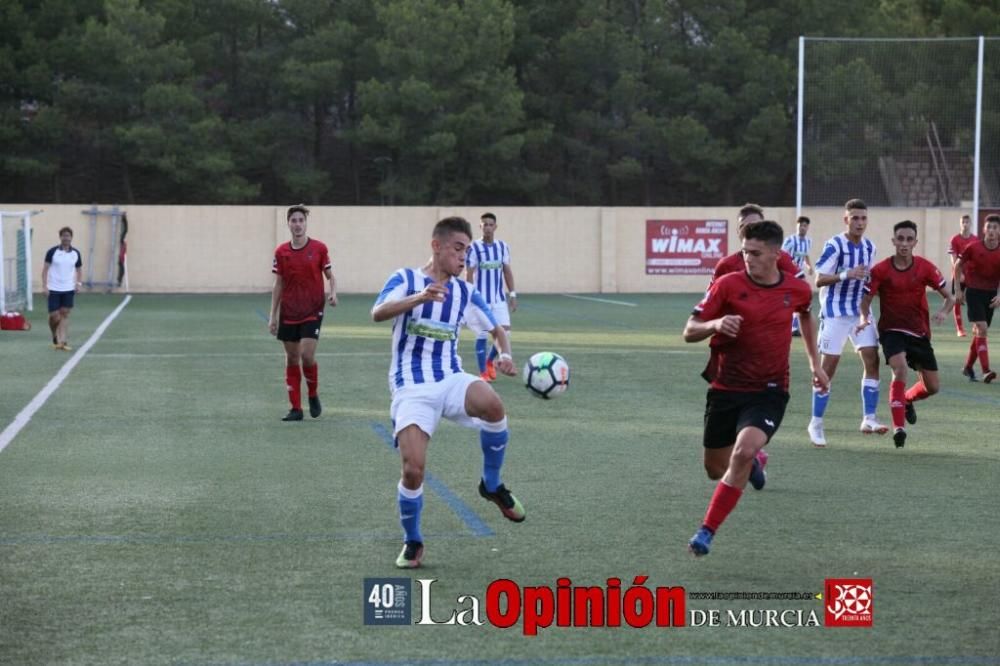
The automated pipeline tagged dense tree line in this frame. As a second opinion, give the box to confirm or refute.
[1,0,998,206]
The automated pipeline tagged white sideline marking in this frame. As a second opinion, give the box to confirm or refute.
[0,295,132,454]
[561,294,638,307]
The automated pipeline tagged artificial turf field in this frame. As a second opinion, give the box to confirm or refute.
[1,293,998,666]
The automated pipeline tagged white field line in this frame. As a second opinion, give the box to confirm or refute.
[0,295,132,454]
[560,294,638,307]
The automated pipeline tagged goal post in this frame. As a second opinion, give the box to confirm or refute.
[0,210,39,313]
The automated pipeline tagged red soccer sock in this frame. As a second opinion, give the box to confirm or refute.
[286,365,302,410]
[303,363,319,398]
[976,337,991,372]
[954,303,964,330]
[889,380,906,429]
[965,338,979,369]
[702,481,743,533]
[905,380,930,404]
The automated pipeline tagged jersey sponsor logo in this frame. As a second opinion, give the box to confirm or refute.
[479,260,503,270]
[406,318,458,341]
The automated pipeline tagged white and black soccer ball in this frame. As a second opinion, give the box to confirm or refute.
[523,351,570,399]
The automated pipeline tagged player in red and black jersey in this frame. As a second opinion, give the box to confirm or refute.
[954,215,1000,384]
[948,214,976,337]
[684,220,828,557]
[268,205,338,421]
[858,221,953,449]
[709,203,804,285]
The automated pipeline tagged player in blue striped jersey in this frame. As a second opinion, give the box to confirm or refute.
[782,216,815,336]
[372,216,525,569]
[465,213,517,382]
[807,199,887,447]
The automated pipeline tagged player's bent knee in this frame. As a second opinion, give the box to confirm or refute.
[401,463,424,487]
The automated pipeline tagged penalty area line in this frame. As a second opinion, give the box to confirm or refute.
[0,295,132,454]
[561,294,638,307]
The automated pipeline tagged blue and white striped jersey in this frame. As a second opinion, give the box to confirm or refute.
[374,268,498,392]
[782,235,812,270]
[466,240,511,304]
[815,234,878,318]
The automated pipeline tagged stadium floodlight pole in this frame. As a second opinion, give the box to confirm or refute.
[972,35,984,235]
[796,36,805,217]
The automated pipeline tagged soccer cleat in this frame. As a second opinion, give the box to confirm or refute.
[478,371,494,383]
[893,428,907,449]
[395,541,424,569]
[281,408,304,422]
[51,343,62,350]
[807,420,827,447]
[859,417,889,435]
[687,526,714,557]
[791,329,802,337]
[963,366,978,382]
[478,480,525,522]
[59,343,72,351]
[486,359,497,381]
[957,329,967,337]
[904,401,917,425]
[748,457,766,491]
[308,395,322,418]
[984,370,997,384]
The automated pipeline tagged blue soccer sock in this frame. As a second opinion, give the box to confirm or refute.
[812,387,830,420]
[397,482,424,544]
[475,336,488,373]
[862,378,880,417]
[480,418,509,493]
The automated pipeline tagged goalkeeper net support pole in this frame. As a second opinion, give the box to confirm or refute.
[0,210,40,313]
[80,204,123,292]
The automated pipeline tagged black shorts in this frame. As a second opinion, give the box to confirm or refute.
[880,330,938,371]
[965,287,995,326]
[47,291,75,312]
[703,388,789,449]
[277,316,322,342]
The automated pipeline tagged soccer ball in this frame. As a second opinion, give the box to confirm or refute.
[523,352,570,399]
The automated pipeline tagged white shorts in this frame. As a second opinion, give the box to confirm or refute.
[466,301,510,335]
[390,372,483,438]
[818,315,878,356]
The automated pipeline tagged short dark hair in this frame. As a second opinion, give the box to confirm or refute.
[960,214,971,221]
[286,204,309,220]
[481,212,496,222]
[737,203,764,223]
[740,220,784,246]
[845,198,867,211]
[796,216,810,225]
[894,220,917,235]
[58,226,73,237]
[433,216,473,240]
[985,214,1000,227]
